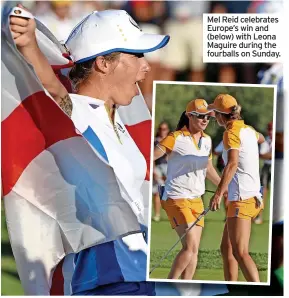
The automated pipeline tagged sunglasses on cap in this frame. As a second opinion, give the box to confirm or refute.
[189,113,212,120]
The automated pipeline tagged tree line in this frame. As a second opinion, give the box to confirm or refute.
[154,83,275,147]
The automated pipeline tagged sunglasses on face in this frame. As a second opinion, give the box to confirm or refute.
[190,113,212,120]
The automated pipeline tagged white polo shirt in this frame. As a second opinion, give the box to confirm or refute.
[61,94,149,288]
[222,120,262,202]
[158,128,212,200]
[69,94,147,218]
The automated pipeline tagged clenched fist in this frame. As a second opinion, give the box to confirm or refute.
[9,5,37,48]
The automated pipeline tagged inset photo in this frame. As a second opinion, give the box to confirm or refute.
[147,82,277,285]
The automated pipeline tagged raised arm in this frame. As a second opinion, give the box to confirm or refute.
[9,6,72,117]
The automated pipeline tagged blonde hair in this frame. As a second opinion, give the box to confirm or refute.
[229,104,242,120]
[218,104,242,121]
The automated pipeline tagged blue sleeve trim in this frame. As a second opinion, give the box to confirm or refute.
[83,126,109,163]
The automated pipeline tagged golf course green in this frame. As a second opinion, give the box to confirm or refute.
[149,180,271,283]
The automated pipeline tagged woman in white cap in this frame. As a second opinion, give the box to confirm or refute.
[10,6,169,296]
[208,94,265,282]
[153,99,222,280]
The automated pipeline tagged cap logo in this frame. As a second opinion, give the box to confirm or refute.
[197,103,208,110]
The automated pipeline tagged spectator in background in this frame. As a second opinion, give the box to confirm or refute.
[152,121,170,222]
[35,0,79,43]
[255,122,273,224]
[160,1,210,82]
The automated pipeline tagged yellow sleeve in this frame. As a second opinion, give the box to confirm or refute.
[223,130,241,151]
[208,137,213,160]
[159,132,176,152]
[209,150,213,160]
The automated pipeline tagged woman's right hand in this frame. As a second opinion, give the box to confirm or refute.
[9,5,37,49]
[209,193,222,211]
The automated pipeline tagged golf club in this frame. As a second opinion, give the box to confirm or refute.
[149,207,210,275]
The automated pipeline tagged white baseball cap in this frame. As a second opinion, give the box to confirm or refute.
[65,10,170,63]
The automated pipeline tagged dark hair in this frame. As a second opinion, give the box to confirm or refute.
[176,111,189,130]
[69,52,121,91]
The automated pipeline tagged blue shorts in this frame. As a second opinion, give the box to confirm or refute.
[73,281,156,296]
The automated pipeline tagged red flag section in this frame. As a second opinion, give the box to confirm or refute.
[1,91,79,196]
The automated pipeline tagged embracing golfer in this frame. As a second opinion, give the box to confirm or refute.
[209,94,265,282]
[153,99,222,280]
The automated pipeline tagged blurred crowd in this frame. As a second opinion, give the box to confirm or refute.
[21,0,281,110]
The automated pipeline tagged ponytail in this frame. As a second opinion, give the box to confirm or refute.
[176,111,189,130]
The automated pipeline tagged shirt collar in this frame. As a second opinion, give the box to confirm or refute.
[181,126,204,137]
[71,93,105,108]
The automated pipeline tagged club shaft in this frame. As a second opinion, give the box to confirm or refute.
[149,207,210,275]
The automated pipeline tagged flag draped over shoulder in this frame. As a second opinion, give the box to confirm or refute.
[2,6,145,295]
[2,5,227,296]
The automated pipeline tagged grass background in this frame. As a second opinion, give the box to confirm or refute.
[1,203,24,295]
[149,178,271,283]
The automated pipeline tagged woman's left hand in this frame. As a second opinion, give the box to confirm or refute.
[209,193,222,211]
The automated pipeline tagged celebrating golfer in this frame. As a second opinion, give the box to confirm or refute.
[208,94,265,282]
[154,99,222,280]
[10,5,169,296]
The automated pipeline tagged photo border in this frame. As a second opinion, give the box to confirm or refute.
[146,81,277,286]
